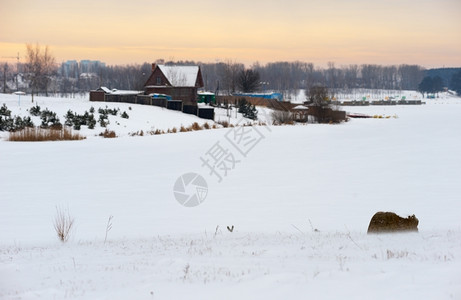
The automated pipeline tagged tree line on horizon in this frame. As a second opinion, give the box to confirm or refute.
[1,44,460,98]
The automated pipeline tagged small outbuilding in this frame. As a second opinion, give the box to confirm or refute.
[198,92,216,104]
[292,105,309,122]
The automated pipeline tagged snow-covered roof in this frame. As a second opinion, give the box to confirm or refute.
[79,72,97,79]
[158,65,199,87]
[109,89,142,95]
[99,86,111,93]
[293,105,309,110]
[96,87,141,95]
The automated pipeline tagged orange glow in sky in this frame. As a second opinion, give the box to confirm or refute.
[1,0,460,67]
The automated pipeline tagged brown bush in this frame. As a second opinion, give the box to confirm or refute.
[179,125,188,132]
[53,206,74,243]
[203,122,210,130]
[171,127,177,133]
[99,129,117,138]
[8,127,85,142]
[49,123,63,130]
[191,122,203,131]
[367,212,419,234]
[218,121,229,128]
[129,130,144,136]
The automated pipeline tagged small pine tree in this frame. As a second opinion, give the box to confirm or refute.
[40,109,61,128]
[14,116,24,130]
[1,104,12,117]
[22,116,34,128]
[237,98,258,120]
[246,104,258,120]
[237,98,248,114]
[64,110,74,126]
[88,114,96,129]
[0,115,14,131]
[99,114,109,127]
[29,105,41,116]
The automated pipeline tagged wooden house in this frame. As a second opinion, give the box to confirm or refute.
[144,64,204,104]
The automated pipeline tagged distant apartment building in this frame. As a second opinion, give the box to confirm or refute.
[60,60,79,78]
[60,60,106,78]
[79,60,106,74]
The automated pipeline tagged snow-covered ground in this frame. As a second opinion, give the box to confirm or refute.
[1,93,460,299]
[0,94,224,139]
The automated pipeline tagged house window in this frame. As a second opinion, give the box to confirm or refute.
[156,77,162,85]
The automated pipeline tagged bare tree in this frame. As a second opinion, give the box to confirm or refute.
[32,57,427,96]
[344,64,359,89]
[2,63,8,93]
[25,43,57,101]
[237,68,260,92]
[398,64,425,90]
[326,61,338,88]
[306,85,333,123]
[220,60,243,95]
[305,62,315,88]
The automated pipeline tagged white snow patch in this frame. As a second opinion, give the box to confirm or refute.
[1,92,461,299]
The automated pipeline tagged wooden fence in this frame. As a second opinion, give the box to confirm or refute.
[89,91,214,120]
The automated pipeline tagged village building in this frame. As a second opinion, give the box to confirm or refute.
[143,64,204,104]
[292,105,309,122]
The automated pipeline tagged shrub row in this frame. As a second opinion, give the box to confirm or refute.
[0,115,35,131]
[27,104,129,131]
[65,110,97,130]
[98,106,119,116]
[1,104,35,131]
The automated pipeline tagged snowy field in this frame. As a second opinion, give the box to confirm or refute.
[1,92,461,299]
[287,88,425,103]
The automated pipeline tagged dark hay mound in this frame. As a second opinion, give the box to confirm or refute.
[367,212,419,234]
